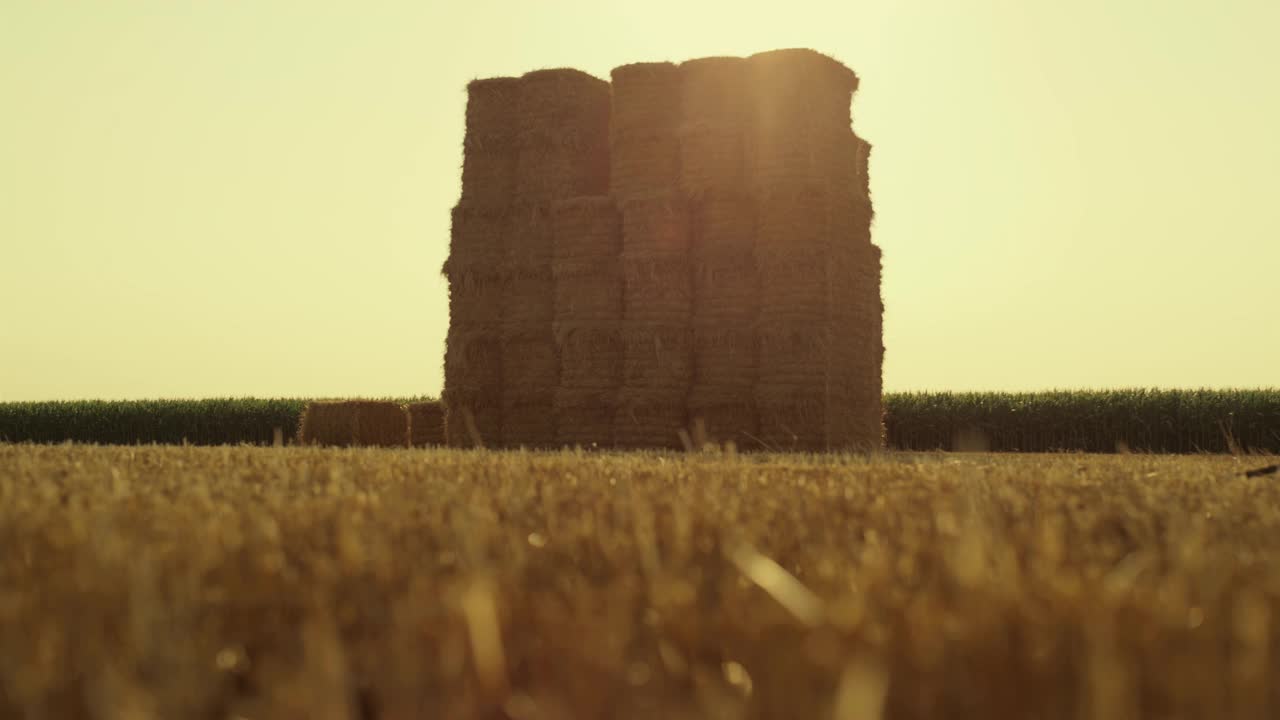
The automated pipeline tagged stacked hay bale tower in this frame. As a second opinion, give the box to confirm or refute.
[444,49,882,451]
[443,71,610,447]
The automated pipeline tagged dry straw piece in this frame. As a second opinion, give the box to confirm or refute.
[297,401,410,448]
[406,401,446,447]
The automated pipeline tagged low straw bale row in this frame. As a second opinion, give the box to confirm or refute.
[297,401,410,448]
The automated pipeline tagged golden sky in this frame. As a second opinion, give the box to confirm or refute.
[1,0,1276,402]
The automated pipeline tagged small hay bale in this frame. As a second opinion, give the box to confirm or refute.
[297,401,410,448]
[460,77,521,205]
[622,325,693,391]
[620,192,692,259]
[514,136,611,204]
[554,387,616,448]
[503,203,555,271]
[442,388,501,448]
[609,62,682,139]
[551,196,621,270]
[556,326,623,390]
[406,401,445,447]
[613,387,688,450]
[679,56,750,127]
[749,126,865,195]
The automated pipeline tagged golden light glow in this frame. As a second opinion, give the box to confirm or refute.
[1,1,1276,401]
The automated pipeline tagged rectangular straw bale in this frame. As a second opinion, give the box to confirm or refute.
[449,203,508,268]
[514,138,610,204]
[753,385,832,452]
[554,388,616,449]
[609,62,682,139]
[501,274,555,330]
[557,326,623,390]
[297,400,410,448]
[442,388,501,448]
[620,192,692,258]
[756,323,837,387]
[755,186,872,255]
[502,389,557,448]
[516,69,611,138]
[747,49,858,134]
[406,401,446,447]
[446,272,505,331]
[610,134,682,201]
[614,387,688,450]
[460,77,521,205]
[444,331,503,390]
[679,56,750,127]
[687,384,759,448]
[551,196,621,270]
[622,325,693,390]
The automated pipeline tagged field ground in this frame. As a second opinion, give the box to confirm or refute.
[3,444,1280,719]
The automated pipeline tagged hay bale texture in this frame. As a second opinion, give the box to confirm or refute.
[297,401,409,448]
[444,50,881,451]
[406,401,445,447]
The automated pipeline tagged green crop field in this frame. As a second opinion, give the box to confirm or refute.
[2,444,1279,718]
[2,389,1277,453]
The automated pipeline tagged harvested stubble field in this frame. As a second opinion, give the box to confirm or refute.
[2,444,1280,719]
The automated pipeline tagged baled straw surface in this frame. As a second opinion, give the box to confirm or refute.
[513,70,611,204]
[692,327,757,388]
[442,388,501,448]
[852,133,872,200]
[747,49,857,133]
[448,203,508,270]
[557,327,623,390]
[502,389,557,449]
[691,194,755,262]
[297,400,410,448]
[756,323,839,387]
[678,125,746,196]
[687,384,759,447]
[551,196,621,272]
[613,387,688,450]
[406,401,445,447]
[504,203,555,272]
[460,77,521,205]
[516,69,611,138]
[754,185,872,258]
[610,134,681,202]
[620,192,692,258]
[749,129,868,197]
[609,62,682,140]
[553,387,616,448]
[692,257,758,325]
[752,384,834,452]
[553,274,622,327]
[622,325,693,391]
[443,331,503,390]
[501,275,555,331]
[445,271,505,331]
[622,257,692,324]
[679,56,750,128]
[500,332,559,392]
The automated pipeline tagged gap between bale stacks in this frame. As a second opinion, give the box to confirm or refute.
[297,401,410,448]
